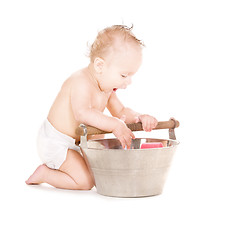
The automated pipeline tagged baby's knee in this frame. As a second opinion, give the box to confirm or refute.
[79,180,94,190]
[78,174,95,190]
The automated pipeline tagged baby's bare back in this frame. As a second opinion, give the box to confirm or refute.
[47,68,111,142]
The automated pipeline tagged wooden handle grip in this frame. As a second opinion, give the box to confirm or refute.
[75,119,180,136]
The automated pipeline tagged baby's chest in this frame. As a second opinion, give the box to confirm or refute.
[91,93,110,111]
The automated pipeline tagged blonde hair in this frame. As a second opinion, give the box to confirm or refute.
[89,25,145,62]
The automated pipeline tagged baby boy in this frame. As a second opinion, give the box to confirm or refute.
[26,25,158,190]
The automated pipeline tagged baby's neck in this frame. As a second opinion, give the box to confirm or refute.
[86,64,103,91]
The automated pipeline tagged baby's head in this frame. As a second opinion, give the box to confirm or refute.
[89,25,144,91]
[89,25,144,63]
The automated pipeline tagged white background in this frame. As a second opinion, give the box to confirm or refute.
[0,0,229,239]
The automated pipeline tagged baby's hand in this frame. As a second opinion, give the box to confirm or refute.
[112,115,135,149]
[137,114,158,132]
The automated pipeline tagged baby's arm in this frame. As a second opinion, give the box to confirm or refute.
[107,92,140,123]
[107,92,158,132]
[71,80,134,148]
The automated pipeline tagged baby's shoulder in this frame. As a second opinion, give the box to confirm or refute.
[65,68,91,92]
[69,69,87,82]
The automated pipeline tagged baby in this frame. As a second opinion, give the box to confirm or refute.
[26,25,158,190]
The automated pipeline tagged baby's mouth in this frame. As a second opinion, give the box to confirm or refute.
[113,88,118,92]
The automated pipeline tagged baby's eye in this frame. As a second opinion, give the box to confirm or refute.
[121,74,127,78]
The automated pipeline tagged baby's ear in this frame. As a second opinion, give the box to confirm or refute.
[94,57,104,73]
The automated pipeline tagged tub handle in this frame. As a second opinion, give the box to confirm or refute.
[76,118,179,140]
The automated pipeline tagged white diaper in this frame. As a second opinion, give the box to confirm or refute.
[37,119,80,169]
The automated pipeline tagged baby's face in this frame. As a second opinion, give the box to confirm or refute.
[98,44,142,92]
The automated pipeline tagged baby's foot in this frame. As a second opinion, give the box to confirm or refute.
[25,164,48,185]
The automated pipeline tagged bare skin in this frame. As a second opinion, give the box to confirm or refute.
[26,150,94,190]
[26,41,158,190]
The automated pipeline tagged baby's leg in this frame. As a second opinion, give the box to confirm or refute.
[59,149,95,190]
[26,150,94,190]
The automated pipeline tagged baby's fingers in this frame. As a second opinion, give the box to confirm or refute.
[128,131,135,148]
[142,119,150,132]
[143,118,158,132]
[122,136,131,149]
[152,118,158,128]
[130,131,135,140]
[149,120,157,130]
[145,119,152,131]
[118,139,125,149]
[118,136,128,149]
[121,133,134,149]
